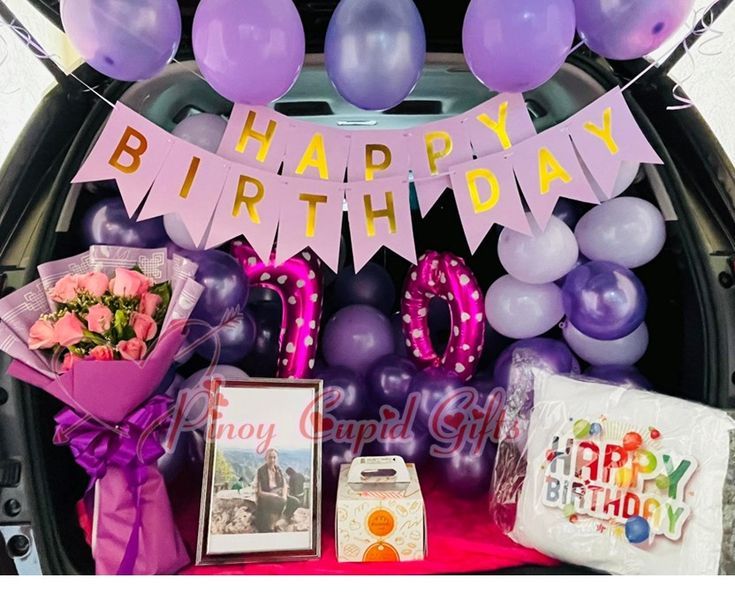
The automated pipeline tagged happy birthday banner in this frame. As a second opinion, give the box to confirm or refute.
[73,87,662,271]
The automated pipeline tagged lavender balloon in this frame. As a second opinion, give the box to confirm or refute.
[575,197,666,269]
[463,0,576,93]
[493,338,580,390]
[574,0,695,60]
[172,113,227,153]
[367,354,418,409]
[61,0,181,81]
[584,365,652,390]
[587,161,640,202]
[563,321,649,366]
[322,305,394,374]
[562,261,647,341]
[81,197,167,248]
[193,0,305,104]
[325,0,426,110]
[164,214,201,251]
[315,365,368,421]
[485,276,564,340]
[498,216,579,284]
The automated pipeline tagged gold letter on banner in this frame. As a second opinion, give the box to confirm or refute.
[465,168,500,214]
[108,126,148,174]
[299,193,328,237]
[179,156,201,199]
[365,144,392,181]
[236,111,278,163]
[538,147,572,195]
[296,133,330,180]
[363,192,397,237]
[232,175,265,223]
[583,107,619,155]
[476,101,512,150]
[425,132,453,175]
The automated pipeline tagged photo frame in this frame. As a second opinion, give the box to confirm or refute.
[196,379,323,566]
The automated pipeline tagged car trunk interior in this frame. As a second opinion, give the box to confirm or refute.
[0,50,725,574]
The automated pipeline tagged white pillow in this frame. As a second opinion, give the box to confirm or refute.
[510,372,735,575]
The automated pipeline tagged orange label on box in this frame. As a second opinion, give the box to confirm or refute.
[363,542,400,562]
[367,509,395,537]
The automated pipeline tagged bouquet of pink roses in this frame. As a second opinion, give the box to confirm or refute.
[0,245,204,575]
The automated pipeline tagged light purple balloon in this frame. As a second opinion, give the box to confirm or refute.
[172,113,227,154]
[463,0,576,93]
[575,196,666,268]
[61,0,181,81]
[574,0,695,60]
[563,321,649,366]
[586,160,640,202]
[164,214,201,251]
[325,0,426,111]
[193,0,305,104]
[485,276,564,340]
[498,216,579,284]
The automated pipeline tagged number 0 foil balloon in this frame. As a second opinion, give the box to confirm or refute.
[232,243,323,379]
[401,252,485,381]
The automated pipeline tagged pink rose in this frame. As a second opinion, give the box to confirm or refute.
[118,338,147,361]
[89,345,114,361]
[60,353,82,373]
[108,269,152,297]
[28,319,56,350]
[87,303,113,334]
[54,312,85,347]
[138,292,162,317]
[78,272,109,297]
[50,274,79,303]
[130,312,157,341]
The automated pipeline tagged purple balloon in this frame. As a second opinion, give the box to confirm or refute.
[178,365,249,431]
[493,338,580,390]
[366,354,418,409]
[553,199,586,229]
[333,263,396,315]
[369,426,432,466]
[555,254,589,288]
[574,0,695,60]
[242,303,281,377]
[325,0,426,110]
[193,0,305,104]
[61,0,181,81]
[584,365,652,390]
[163,214,201,251]
[408,368,464,430]
[81,197,168,248]
[172,113,227,154]
[562,261,648,341]
[563,321,649,366]
[314,365,368,421]
[193,311,257,365]
[463,0,576,93]
[575,197,667,269]
[485,276,565,340]
[498,216,579,284]
[188,250,249,326]
[323,441,359,490]
[435,441,497,498]
[390,312,410,358]
[322,305,394,374]
[158,431,205,484]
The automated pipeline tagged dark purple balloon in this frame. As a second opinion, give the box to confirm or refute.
[187,250,249,326]
[435,441,497,498]
[493,337,580,390]
[193,311,257,365]
[323,441,359,490]
[158,430,205,484]
[390,312,410,358]
[562,261,648,341]
[322,305,394,374]
[366,354,418,409]
[584,365,652,390]
[408,368,464,429]
[81,197,168,248]
[553,198,586,229]
[241,303,281,377]
[369,426,432,466]
[333,263,396,315]
[315,365,368,421]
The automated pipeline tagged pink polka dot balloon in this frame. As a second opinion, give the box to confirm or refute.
[232,243,323,379]
[401,251,486,381]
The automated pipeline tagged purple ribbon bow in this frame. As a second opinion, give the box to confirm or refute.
[53,396,171,575]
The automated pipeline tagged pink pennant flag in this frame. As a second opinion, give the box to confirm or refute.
[205,165,284,263]
[347,130,411,181]
[450,155,531,254]
[566,87,663,199]
[463,94,537,157]
[276,178,345,272]
[407,117,474,217]
[138,139,229,247]
[346,176,417,271]
[512,127,599,231]
[217,104,289,173]
[282,122,351,182]
[72,103,174,216]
